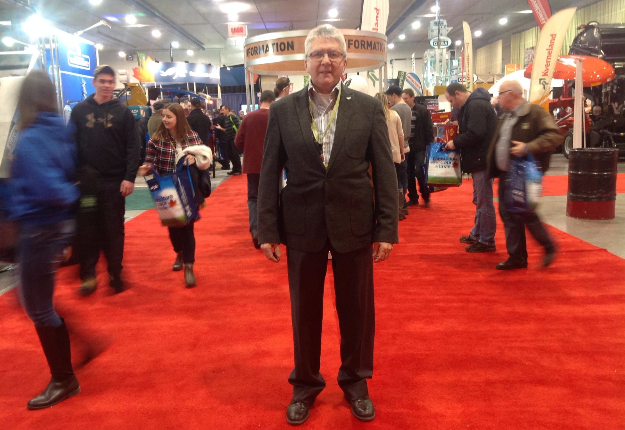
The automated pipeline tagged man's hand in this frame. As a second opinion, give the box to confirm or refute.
[215,124,224,131]
[444,140,456,150]
[261,243,281,262]
[510,140,528,157]
[372,242,393,263]
[120,180,134,197]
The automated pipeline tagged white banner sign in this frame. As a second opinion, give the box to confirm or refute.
[529,7,577,108]
[462,21,473,92]
[360,0,389,33]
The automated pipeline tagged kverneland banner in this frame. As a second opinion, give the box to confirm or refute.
[360,0,389,33]
[528,0,552,29]
[529,7,577,109]
[462,21,473,92]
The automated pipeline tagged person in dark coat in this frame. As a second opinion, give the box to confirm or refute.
[70,65,141,295]
[402,88,434,205]
[234,90,276,248]
[187,98,212,146]
[444,83,498,253]
[486,80,562,270]
[257,24,398,425]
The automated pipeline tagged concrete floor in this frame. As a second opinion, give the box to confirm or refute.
[1,155,624,292]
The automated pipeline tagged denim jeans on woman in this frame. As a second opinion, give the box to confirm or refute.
[18,219,75,328]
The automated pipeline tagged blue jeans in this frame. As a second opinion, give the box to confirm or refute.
[247,173,260,237]
[469,170,497,246]
[18,219,75,327]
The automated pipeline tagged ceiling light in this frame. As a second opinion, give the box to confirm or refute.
[474,30,482,37]
[125,15,137,25]
[228,13,238,22]
[152,29,161,38]
[23,14,51,39]
[118,51,126,57]
[398,34,406,40]
[171,41,179,48]
[89,0,102,5]
[187,50,194,56]
[219,2,249,14]
[455,40,462,46]
[329,8,338,18]
[431,5,439,13]
[499,17,508,25]
[2,36,15,47]
[388,43,395,49]
[517,10,533,14]
[0,21,11,26]
[411,21,421,29]
[95,43,103,50]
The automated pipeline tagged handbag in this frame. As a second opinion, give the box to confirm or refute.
[146,161,200,227]
[508,153,543,213]
[425,142,462,187]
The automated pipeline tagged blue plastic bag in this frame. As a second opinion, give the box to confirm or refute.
[508,153,543,213]
[146,163,200,227]
[425,142,462,187]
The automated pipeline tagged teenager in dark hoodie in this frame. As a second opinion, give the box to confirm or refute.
[8,70,81,409]
[70,65,140,295]
[444,83,498,253]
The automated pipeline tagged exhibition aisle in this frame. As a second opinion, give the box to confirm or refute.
[0,174,623,429]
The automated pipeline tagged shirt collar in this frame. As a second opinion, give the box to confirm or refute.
[308,80,342,99]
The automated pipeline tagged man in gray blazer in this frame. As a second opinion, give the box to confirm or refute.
[257,24,399,425]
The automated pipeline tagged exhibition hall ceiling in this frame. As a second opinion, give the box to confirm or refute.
[0,0,604,55]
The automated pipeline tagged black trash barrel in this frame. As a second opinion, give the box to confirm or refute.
[567,148,618,220]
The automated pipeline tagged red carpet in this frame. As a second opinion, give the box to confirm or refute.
[1,175,624,429]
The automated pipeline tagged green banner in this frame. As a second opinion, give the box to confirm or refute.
[367,71,378,86]
[397,71,407,89]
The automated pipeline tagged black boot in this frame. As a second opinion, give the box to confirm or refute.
[28,320,81,410]
[172,252,184,271]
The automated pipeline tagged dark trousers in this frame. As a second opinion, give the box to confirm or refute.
[286,242,374,404]
[77,181,126,280]
[168,222,196,264]
[407,150,430,203]
[225,139,242,172]
[498,173,554,263]
[217,138,230,167]
[395,161,408,205]
[18,219,75,327]
[247,173,260,237]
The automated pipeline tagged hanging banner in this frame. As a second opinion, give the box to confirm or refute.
[360,0,389,33]
[397,71,407,89]
[228,23,248,38]
[528,7,577,110]
[133,54,220,84]
[462,21,473,92]
[524,47,535,68]
[528,0,552,29]
[405,72,423,96]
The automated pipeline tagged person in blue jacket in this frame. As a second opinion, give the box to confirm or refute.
[8,70,81,410]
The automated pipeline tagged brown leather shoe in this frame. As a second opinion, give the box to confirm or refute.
[184,264,196,288]
[349,397,375,421]
[286,401,310,425]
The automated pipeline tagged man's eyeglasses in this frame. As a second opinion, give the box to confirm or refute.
[307,50,346,62]
[498,90,512,96]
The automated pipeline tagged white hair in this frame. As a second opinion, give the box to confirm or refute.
[304,24,347,57]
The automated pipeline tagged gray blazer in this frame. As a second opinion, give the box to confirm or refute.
[257,85,399,254]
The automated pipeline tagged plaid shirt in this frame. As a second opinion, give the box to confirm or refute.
[145,130,202,175]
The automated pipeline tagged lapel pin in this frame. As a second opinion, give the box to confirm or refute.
[347,96,351,100]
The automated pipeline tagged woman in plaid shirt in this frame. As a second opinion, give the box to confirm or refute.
[139,103,204,288]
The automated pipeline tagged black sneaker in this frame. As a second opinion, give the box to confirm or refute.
[459,235,477,244]
[465,242,496,253]
[227,170,242,175]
